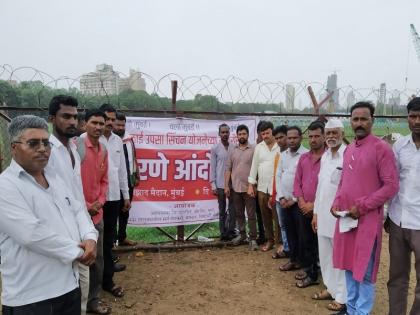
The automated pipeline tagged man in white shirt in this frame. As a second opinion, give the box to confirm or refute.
[311,119,347,313]
[278,126,308,271]
[248,121,280,252]
[113,112,139,246]
[99,104,130,297]
[47,95,97,315]
[387,97,420,315]
[0,115,97,315]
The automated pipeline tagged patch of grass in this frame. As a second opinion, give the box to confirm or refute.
[126,222,220,243]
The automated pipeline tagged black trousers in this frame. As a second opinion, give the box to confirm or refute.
[255,195,266,242]
[283,203,301,263]
[216,188,236,238]
[297,210,318,281]
[103,200,120,290]
[117,187,134,243]
[2,288,81,315]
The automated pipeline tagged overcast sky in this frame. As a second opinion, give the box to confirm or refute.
[1,0,420,95]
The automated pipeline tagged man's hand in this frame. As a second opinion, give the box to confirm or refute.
[348,205,360,220]
[78,240,97,266]
[311,214,318,233]
[88,201,102,217]
[280,198,288,208]
[330,206,340,218]
[92,201,102,211]
[87,208,98,216]
[268,196,273,210]
[224,187,230,198]
[247,184,256,198]
[212,188,218,196]
[285,199,296,208]
[122,199,131,212]
[301,202,314,216]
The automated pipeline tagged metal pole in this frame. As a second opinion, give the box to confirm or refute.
[170,80,185,242]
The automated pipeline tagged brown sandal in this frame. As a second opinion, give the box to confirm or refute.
[312,289,333,300]
[279,261,300,271]
[104,285,124,298]
[87,302,112,314]
[295,270,307,280]
[327,301,346,311]
[296,276,319,288]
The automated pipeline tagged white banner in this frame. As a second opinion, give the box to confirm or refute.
[125,117,258,227]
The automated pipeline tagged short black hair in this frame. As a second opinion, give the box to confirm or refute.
[407,97,420,113]
[116,112,126,121]
[85,109,107,122]
[273,125,288,136]
[236,124,249,134]
[287,126,302,136]
[350,101,375,117]
[218,123,230,133]
[48,95,78,116]
[308,120,325,133]
[99,103,117,114]
[257,120,265,133]
[259,121,274,132]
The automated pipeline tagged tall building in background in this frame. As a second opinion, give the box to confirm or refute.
[388,90,401,112]
[326,73,339,112]
[379,83,387,104]
[80,64,146,95]
[285,84,295,111]
[80,64,119,96]
[118,69,146,92]
[346,90,356,109]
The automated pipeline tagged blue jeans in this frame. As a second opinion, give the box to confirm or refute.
[345,243,376,315]
[276,201,289,252]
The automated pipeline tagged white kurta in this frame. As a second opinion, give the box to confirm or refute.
[314,144,347,303]
[314,145,346,238]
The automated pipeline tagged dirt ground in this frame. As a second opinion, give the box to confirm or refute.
[103,234,416,315]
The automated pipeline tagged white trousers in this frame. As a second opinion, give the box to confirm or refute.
[79,262,90,315]
[318,234,347,304]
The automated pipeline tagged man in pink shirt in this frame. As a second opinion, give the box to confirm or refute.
[331,102,399,315]
[293,120,325,288]
[78,109,110,315]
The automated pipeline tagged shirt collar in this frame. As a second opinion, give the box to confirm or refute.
[287,145,306,156]
[355,133,374,147]
[261,140,279,151]
[326,143,346,158]
[8,159,54,182]
[49,134,63,148]
[235,143,251,149]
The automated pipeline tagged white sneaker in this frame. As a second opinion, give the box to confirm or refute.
[249,240,259,251]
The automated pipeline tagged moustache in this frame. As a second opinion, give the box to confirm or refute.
[355,127,366,132]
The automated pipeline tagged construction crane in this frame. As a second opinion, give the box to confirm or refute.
[410,24,420,62]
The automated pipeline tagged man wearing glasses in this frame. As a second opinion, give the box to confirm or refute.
[0,115,97,315]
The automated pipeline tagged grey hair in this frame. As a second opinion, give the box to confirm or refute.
[8,115,49,142]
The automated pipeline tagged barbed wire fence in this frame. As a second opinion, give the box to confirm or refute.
[0,64,416,174]
[1,64,419,113]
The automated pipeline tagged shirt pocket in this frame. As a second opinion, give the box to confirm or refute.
[330,168,342,186]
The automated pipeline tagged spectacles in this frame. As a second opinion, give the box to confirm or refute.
[13,139,52,150]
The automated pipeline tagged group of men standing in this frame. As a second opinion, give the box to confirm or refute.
[211,99,420,315]
[0,96,138,315]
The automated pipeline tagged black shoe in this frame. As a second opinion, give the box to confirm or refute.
[112,255,120,264]
[113,263,126,272]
